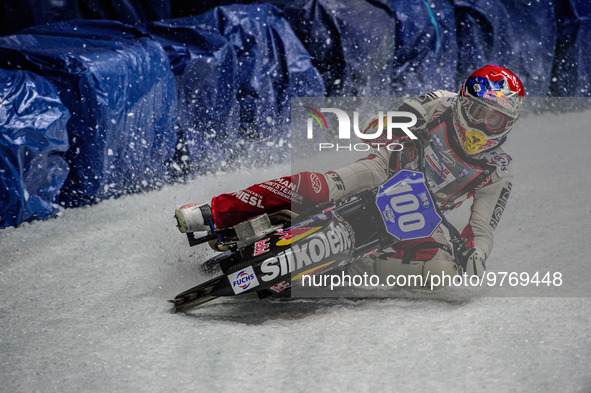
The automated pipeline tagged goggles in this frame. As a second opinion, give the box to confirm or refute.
[460,97,511,136]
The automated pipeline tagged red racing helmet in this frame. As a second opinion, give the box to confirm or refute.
[454,65,525,155]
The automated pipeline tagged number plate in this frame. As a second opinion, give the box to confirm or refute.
[375,170,442,240]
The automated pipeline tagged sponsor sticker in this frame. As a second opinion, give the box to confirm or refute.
[489,151,512,174]
[326,172,345,191]
[270,281,291,293]
[261,220,353,282]
[310,173,323,193]
[228,266,260,294]
[275,227,321,246]
[253,238,270,256]
[489,182,512,229]
[424,145,456,192]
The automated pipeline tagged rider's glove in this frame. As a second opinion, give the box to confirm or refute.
[464,247,487,279]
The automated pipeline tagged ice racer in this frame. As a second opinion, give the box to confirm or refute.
[174,64,524,288]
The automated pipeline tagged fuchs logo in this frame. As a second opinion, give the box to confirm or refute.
[228,267,260,294]
[489,150,512,174]
[304,106,418,152]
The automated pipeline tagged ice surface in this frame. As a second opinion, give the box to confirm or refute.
[1,109,590,392]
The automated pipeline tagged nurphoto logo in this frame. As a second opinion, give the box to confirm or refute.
[303,106,418,152]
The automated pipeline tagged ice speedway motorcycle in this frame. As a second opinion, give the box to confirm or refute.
[170,147,476,312]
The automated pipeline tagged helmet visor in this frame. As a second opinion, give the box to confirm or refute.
[461,98,510,136]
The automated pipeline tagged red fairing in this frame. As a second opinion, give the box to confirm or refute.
[211,172,329,229]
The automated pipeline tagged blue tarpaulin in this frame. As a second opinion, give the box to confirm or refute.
[275,0,458,95]
[145,4,325,169]
[168,0,458,96]
[550,0,591,96]
[0,0,79,35]
[1,1,587,98]
[383,0,458,94]
[0,20,179,207]
[454,0,557,97]
[277,0,402,96]
[78,0,171,25]
[1,0,173,36]
[0,68,70,227]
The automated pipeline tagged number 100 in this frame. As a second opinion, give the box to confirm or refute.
[389,182,425,232]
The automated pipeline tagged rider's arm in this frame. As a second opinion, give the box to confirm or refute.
[462,170,514,257]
